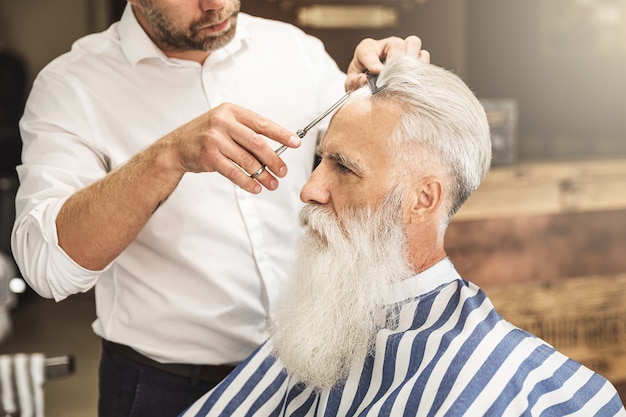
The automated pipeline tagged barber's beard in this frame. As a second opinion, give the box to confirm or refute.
[138,0,240,52]
[269,190,413,391]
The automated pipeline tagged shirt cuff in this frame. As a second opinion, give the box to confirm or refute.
[33,198,110,301]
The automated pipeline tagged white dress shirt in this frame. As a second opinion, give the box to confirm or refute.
[12,5,345,364]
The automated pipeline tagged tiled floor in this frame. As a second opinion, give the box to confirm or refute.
[0,290,100,417]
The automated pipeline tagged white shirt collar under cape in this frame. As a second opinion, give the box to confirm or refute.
[386,257,462,305]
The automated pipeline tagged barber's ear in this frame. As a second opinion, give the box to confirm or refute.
[405,176,443,224]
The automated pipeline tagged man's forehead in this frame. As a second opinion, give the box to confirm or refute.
[320,101,397,155]
[318,127,361,162]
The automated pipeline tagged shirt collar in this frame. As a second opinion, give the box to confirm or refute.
[118,4,168,66]
[118,3,251,66]
[387,258,462,305]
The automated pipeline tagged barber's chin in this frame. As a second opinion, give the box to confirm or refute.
[200,18,230,34]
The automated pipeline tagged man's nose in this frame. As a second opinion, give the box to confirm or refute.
[300,166,330,205]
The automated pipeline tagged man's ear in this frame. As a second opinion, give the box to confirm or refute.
[405,176,444,224]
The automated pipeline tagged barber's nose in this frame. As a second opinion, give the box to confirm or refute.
[300,165,330,205]
[200,0,226,11]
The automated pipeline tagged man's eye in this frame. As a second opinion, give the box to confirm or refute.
[336,163,353,174]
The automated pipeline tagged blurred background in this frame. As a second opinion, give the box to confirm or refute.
[1,0,625,415]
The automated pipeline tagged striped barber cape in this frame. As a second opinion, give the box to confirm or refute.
[181,260,626,417]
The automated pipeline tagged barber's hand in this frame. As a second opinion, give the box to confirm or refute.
[170,103,301,194]
[345,35,430,91]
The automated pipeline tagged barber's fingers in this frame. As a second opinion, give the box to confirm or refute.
[347,37,388,77]
[228,106,303,182]
[348,36,427,73]
[402,36,430,63]
[345,36,430,91]
[210,145,275,194]
[221,104,301,174]
[177,103,301,193]
[385,35,429,63]
[222,130,287,193]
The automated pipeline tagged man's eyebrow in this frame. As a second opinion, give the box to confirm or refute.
[323,150,365,174]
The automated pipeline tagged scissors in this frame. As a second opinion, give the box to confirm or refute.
[249,72,384,179]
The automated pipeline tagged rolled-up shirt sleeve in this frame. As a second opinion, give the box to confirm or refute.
[12,196,109,301]
[12,69,111,301]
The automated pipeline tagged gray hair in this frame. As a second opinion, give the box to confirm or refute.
[358,55,492,225]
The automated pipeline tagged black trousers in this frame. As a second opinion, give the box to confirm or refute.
[98,340,229,417]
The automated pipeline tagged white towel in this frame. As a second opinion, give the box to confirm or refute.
[0,353,45,417]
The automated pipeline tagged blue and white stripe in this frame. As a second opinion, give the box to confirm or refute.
[181,260,626,416]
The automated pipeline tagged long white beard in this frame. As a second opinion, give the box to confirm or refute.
[269,191,413,391]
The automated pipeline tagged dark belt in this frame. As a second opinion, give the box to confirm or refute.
[104,340,236,383]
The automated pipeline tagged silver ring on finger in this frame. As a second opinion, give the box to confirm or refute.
[250,166,265,179]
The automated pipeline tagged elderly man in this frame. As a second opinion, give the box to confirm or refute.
[181,55,626,416]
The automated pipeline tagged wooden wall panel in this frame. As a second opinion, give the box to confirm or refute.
[445,157,626,396]
[483,274,626,384]
[446,209,626,287]
[447,158,626,286]
[455,158,626,220]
